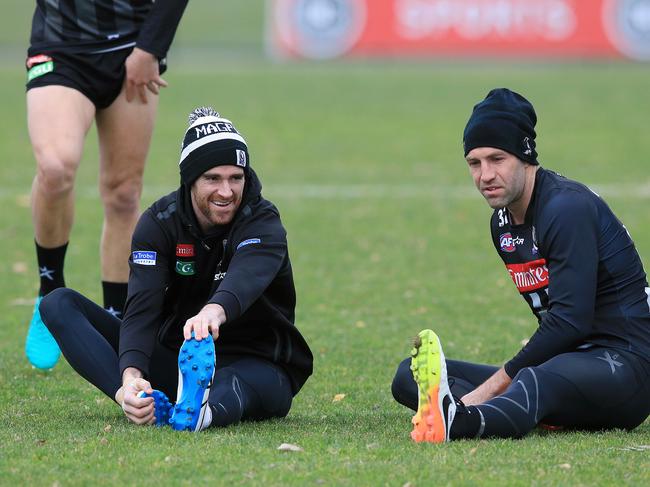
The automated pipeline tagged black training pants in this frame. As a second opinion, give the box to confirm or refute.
[39,288,293,427]
[392,348,650,439]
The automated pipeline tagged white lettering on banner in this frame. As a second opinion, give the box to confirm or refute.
[506,259,549,293]
[395,0,576,41]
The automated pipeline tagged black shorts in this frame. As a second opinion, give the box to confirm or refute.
[25,47,167,110]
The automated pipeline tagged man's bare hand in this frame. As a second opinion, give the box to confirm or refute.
[183,303,226,341]
[118,377,155,425]
[124,47,168,103]
[461,367,512,406]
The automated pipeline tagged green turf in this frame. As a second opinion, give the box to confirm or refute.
[1,3,650,485]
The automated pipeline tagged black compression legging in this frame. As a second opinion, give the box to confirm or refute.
[39,288,293,426]
[392,349,650,439]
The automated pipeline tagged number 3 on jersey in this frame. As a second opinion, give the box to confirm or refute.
[498,209,510,227]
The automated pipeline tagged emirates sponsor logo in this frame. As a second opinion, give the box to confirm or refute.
[506,259,548,292]
[176,244,195,257]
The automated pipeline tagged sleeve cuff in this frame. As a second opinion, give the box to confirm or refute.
[209,290,241,322]
[134,43,164,60]
[503,360,518,379]
[119,350,150,379]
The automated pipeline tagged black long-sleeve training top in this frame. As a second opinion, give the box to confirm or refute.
[29,0,188,57]
[490,168,650,377]
[118,169,313,394]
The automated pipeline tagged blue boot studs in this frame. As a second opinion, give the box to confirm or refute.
[140,334,216,431]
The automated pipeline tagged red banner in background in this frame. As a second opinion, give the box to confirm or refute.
[267,0,650,60]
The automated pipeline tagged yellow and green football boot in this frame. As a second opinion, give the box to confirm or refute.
[409,329,456,443]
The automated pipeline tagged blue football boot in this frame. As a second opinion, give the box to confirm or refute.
[170,335,215,432]
[25,296,61,370]
[138,390,174,427]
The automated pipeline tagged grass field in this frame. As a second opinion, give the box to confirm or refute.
[1,2,650,487]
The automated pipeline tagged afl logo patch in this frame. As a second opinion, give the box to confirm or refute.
[500,233,517,253]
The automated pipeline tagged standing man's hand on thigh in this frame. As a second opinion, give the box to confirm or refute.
[124,47,168,104]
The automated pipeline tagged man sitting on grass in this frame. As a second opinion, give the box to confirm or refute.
[40,107,313,431]
[391,88,650,442]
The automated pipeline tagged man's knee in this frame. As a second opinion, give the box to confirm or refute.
[39,288,77,334]
[392,358,417,410]
[100,177,142,217]
[34,155,78,198]
[209,368,245,427]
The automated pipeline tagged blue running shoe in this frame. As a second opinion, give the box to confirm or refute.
[25,296,61,370]
[138,390,173,427]
[170,335,215,432]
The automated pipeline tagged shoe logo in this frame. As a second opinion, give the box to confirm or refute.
[39,266,55,281]
[596,351,623,374]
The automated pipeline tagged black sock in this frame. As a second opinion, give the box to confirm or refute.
[35,241,68,296]
[449,402,483,440]
[102,281,128,318]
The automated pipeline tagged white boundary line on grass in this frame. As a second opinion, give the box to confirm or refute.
[0,182,649,200]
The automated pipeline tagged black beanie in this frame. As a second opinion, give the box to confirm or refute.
[179,107,250,185]
[463,88,538,165]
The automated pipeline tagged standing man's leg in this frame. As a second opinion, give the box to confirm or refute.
[26,86,95,370]
[95,87,159,317]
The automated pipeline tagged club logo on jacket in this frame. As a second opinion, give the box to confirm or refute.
[175,261,195,276]
[506,259,548,293]
[499,233,523,253]
[214,272,227,281]
[176,244,195,257]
